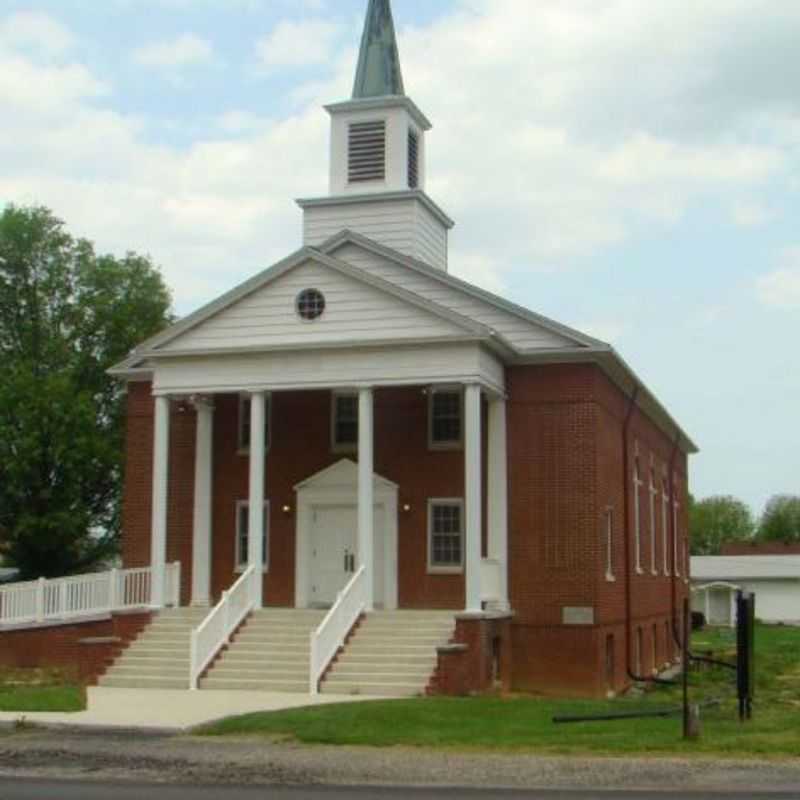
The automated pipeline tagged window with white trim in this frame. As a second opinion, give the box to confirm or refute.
[673,486,681,577]
[661,478,671,575]
[331,392,358,451]
[604,506,615,581]
[238,394,271,453]
[649,468,658,575]
[235,500,269,572]
[429,388,463,449]
[428,500,464,572]
[633,458,643,573]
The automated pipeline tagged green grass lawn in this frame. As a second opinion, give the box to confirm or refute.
[200,624,800,756]
[0,668,86,713]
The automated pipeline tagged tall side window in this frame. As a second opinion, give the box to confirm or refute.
[235,501,269,572]
[429,388,463,449]
[633,458,643,573]
[348,120,386,183]
[636,627,644,675]
[673,479,681,577]
[661,477,671,575]
[428,499,464,573]
[649,468,658,575]
[331,392,358,451]
[604,507,615,581]
[238,394,272,453]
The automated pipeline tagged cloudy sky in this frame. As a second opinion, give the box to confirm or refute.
[1,0,798,516]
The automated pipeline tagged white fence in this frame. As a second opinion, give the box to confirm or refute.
[309,565,367,695]
[190,565,258,689]
[0,563,181,627]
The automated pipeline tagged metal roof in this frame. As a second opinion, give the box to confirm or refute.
[353,0,405,99]
[692,555,800,581]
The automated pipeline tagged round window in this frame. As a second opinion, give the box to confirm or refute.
[296,288,326,321]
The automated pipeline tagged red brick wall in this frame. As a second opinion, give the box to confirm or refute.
[506,364,690,696]
[0,612,151,684]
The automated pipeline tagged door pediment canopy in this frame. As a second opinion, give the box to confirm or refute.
[294,458,398,494]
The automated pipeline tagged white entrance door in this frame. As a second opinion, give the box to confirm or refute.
[310,505,384,608]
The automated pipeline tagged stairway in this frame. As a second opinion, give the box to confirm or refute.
[200,608,326,693]
[321,610,455,697]
[98,607,208,689]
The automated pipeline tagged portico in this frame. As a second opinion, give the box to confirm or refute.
[145,340,509,615]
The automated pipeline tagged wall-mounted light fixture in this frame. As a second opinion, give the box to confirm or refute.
[282,505,293,515]
[402,504,412,513]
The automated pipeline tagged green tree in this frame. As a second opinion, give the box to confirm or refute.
[689,494,755,555]
[0,205,172,579]
[758,495,800,544]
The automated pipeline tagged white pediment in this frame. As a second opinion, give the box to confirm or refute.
[294,459,398,493]
[157,253,481,355]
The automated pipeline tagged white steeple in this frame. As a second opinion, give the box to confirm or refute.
[297,0,453,271]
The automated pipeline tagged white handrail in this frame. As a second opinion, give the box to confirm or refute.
[309,565,367,695]
[0,564,179,627]
[190,565,258,690]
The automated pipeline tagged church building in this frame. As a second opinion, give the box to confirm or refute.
[106,0,697,697]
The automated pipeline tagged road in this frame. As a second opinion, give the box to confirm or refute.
[0,780,797,800]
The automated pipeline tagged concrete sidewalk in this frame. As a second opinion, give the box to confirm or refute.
[0,687,370,732]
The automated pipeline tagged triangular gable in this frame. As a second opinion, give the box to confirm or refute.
[320,230,607,353]
[136,249,493,358]
[294,459,398,492]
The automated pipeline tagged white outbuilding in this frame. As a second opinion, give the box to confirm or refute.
[691,556,800,626]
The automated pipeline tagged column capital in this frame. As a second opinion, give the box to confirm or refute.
[190,394,215,412]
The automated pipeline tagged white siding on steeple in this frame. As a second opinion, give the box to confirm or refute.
[330,243,581,352]
[303,195,448,271]
[159,259,468,353]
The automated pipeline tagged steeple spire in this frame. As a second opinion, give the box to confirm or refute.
[352,0,405,99]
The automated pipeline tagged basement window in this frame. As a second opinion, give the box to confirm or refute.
[235,500,269,572]
[408,128,419,188]
[428,388,463,449]
[428,499,464,573]
[332,391,358,451]
[238,394,272,453]
[348,120,386,183]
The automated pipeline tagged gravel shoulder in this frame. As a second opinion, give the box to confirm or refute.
[0,729,799,793]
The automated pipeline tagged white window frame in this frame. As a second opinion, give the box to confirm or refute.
[427,498,465,574]
[238,393,272,455]
[235,500,270,573]
[330,390,358,453]
[661,477,671,576]
[604,506,615,582]
[428,387,464,451]
[673,479,681,577]
[649,467,658,575]
[633,458,643,574]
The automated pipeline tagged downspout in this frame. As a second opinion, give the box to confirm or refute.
[622,386,674,685]
[668,433,682,650]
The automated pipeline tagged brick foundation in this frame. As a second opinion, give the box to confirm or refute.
[0,611,151,684]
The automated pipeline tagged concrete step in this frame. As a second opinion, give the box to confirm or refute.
[344,643,440,656]
[226,643,309,657]
[349,634,445,646]
[218,654,307,668]
[330,663,433,677]
[209,666,306,681]
[320,680,424,697]
[337,653,436,667]
[105,665,189,679]
[200,677,307,692]
[98,675,190,690]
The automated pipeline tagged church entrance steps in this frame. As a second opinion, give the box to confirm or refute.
[321,610,454,697]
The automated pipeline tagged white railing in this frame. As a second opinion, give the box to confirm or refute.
[190,565,258,689]
[309,565,367,695]
[0,563,181,627]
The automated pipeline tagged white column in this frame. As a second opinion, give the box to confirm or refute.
[487,395,509,610]
[358,387,374,611]
[150,395,171,608]
[464,384,483,613]
[248,392,266,608]
[191,398,214,606]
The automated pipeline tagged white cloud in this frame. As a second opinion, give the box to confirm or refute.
[133,33,214,69]
[0,11,75,56]
[757,248,800,310]
[256,19,343,69]
[731,201,773,228]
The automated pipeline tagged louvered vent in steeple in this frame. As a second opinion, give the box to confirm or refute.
[348,121,386,183]
[408,128,419,189]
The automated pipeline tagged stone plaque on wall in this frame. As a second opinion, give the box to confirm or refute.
[562,606,595,626]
